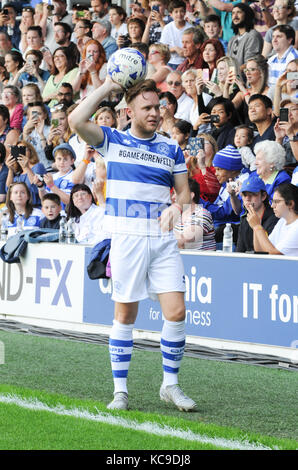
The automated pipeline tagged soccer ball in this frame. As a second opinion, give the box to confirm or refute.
[107,48,147,89]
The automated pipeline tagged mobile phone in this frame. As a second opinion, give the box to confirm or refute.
[11,146,20,160]
[2,8,8,15]
[229,66,236,75]
[32,110,38,120]
[287,72,298,80]
[197,137,204,150]
[187,137,204,156]
[152,5,160,11]
[210,114,220,124]
[279,108,288,122]
[76,10,85,18]
[202,68,209,81]
[197,69,202,79]
[159,99,167,107]
[51,118,59,127]
[87,53,93,61]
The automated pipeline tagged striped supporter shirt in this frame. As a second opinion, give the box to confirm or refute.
[268,46,298,88]
[95,126,187,237]
[174,205,216,251]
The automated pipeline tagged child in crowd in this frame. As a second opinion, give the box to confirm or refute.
[234,125,256,172]
[160,0,192,69]
[203,14,228,52]
[5,182,43,238]
[35,143,75,209]
[40,193,62,229]
[94,106,118,128]
[171,119,192,152]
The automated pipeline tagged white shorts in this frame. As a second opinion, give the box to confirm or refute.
[109,234,186,303]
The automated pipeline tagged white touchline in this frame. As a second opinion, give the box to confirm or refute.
[0,394,273,451]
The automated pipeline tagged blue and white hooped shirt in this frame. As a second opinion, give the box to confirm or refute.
[45,169,74,209]
[95,127,187,236]
[7,208,44,238]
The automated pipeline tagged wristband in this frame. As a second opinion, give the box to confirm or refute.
[173,202,183,214]
[47,181,54,188]
[244,91,250,97]
[83,159,90,165]
[253,225,263,232]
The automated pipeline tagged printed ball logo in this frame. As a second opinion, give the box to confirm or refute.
[107,48,147,89]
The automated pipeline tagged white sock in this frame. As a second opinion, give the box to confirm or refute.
[160,319,185,387]
[109,319,134,394]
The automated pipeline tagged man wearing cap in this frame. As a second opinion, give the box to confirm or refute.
[201,144,246,242]
[236,175,278,252]
[92,19,117,59]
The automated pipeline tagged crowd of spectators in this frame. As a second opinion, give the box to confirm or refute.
[0,0,297,255]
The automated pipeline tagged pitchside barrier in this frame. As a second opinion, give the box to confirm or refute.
[0,242,297,364]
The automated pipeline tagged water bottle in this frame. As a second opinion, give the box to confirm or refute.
[16,215,24,233]
[66,218,76,244]
[222,223,233,252]
[59,216,67,243]
[0,211,8,241]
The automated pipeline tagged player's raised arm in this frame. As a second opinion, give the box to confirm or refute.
[68,76,123,147]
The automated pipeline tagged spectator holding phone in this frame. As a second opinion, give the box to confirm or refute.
[204,97,237,150]
[142,0,172,45]
[274,98,298,167]
[5,140,47,208]
[73,39,107,100]
[44,104,72,163]
[5,181,43,238]
[200,39,225,80]
[23,101,52,171]
[273,59,298,116]
[13,49,50,92]
[187,134,221,202]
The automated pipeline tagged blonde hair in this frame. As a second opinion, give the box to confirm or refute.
[149,43,171,64]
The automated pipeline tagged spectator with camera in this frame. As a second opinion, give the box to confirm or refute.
[0,4,20,50]
[23,101,52,171]
[11,49,50,92]
[142,0,173,46]
[5,140,47,208]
